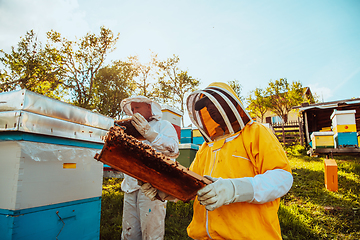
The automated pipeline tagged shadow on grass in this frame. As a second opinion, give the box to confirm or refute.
[281,167,360,239]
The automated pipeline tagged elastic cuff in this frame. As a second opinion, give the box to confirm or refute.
[144,129,158,142]
[232,178,255,203]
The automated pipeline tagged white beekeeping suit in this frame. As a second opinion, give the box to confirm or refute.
[120,96,179,240]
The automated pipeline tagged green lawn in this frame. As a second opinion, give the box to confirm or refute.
[100,145,360,240]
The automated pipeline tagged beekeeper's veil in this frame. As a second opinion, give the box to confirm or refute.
[120,96,162,120]
[187,82,253,142]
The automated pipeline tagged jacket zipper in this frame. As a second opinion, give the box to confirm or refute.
[206,149,219,239]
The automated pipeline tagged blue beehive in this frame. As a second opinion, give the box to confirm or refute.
[334,132,358,148]
[0,90,113,240]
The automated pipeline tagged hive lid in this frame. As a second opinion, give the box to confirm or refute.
[330,109,356,120]
[0,89,114,130]
[311,131,334,139]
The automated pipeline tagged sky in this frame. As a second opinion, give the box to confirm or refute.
[1,0,360,125]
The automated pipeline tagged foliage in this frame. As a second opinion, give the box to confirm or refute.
[246,87,268,123]
[165,200,194,240]
[265,78,304,123]
[227,79,245,102]
[130,53,159,98]
[93,59,137,118]
[46,26,119,110]
[0,30,64,98]
[156,55,200,126]
[101,178,124,240]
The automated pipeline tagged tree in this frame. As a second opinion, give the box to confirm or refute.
[46,26,119,109]
[246,87,268,123]
[156,55,200,126]
[227,79,245,103]
[130,53,159,98]
[265,78,304,123]
[0,30,64,98]
[93,60,137,118]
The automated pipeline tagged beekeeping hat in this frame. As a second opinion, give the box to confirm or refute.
[120,96,162,120]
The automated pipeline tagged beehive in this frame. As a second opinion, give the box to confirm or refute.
[0,89,112,240]
[331,110,358,147]
[310,131,334,149]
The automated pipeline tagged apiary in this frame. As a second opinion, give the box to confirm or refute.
[0,89,113,240]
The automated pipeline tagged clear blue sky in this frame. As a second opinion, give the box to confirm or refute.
[1,0,360,104]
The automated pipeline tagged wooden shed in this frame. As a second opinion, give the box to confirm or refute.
[293,98,360,155]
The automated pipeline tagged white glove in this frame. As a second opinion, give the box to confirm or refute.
[139,182,178,202]
[197,176,254,211]
[131,113,158,142]
[140,183,158,201]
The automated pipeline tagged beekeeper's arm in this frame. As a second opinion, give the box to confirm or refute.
[139,181,178,202]
[197,169,293,211]
[132,113,179,158]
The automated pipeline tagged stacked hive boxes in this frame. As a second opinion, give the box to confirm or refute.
[0,90,113,240]
[192,129,205,145]
[331,110,358,148]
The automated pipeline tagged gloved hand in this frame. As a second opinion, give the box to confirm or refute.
[197,176,254,211]
[139,182,178,202]
[140,182,158,201]
[131,113,158,142]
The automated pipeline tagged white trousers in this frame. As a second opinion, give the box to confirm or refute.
[121,189,167,240]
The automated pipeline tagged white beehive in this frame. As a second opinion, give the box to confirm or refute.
[0,89,113,240]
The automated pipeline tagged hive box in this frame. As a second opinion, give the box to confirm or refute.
[180,128,192,144]
[0,90,112,240]
[178,143,200,168]
[331,109,356,127]
[324,159,338,192]
[161,105,183,140]
[334,132,358,148]
[310,132,334,149]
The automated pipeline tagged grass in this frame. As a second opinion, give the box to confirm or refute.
[100,145,360,240]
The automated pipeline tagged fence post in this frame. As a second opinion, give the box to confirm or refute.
[298,117,304,146]
[282,123,285,145]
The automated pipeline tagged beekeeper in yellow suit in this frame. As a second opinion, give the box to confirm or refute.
[186,82,293,240]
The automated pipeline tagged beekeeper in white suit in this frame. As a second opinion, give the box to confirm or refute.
[120,96,179,240]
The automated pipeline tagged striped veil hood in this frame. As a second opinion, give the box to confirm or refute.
[186,82,253,142]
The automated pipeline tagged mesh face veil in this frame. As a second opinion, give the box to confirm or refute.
[186,82,253,142]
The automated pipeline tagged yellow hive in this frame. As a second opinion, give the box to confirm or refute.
[311,132,334,149]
